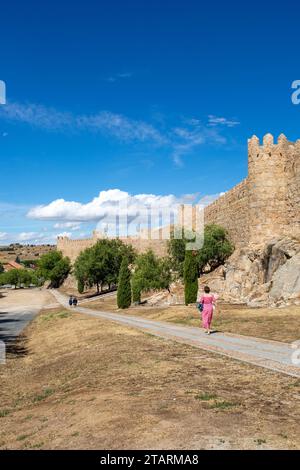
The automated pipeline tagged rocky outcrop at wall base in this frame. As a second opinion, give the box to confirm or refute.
[199,237,300,307]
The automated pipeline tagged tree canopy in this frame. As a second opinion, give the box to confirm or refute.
[37,251,71,288]
[0,268,41,289]
[131,250,171,303]
[168,224,233,277]
[74,239,135,294]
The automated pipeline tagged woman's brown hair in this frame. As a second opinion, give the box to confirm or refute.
[204,286,210,294]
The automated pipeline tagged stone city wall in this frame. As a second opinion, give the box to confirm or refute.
[57,134,300,260]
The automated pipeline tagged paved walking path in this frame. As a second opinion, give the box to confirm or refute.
[51,290,300,378]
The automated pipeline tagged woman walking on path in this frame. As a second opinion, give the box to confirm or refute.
[198,286,216,335]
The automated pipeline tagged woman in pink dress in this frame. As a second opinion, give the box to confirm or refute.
[199,286,216,335]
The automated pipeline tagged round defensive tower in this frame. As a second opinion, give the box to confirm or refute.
[247,133,290,247]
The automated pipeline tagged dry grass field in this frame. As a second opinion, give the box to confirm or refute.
[86,295,300,344]
[0,306,299,450]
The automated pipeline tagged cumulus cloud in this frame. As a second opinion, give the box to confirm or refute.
[27,189,185,224]
[0,189,225,244]
[0,230,81,245]
[27,188,223,235]
[0,232,8,241]
[16,232,51,242]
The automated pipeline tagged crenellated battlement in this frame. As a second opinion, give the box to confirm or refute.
[248,133,300,154]
[205,133,300,247]
[57,232,170,261]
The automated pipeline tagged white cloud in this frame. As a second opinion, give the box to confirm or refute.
[27,189,184,224]
[0,101,240,164]
[0,189,225,244]
[17,232,50,242]
[0,229,92,245]
[54,222,82,231]
[198,193,225,206]
[106,72,133,82]
[171,119,227,166]
[0,101,165,144]
[27,188,222,231]
[0,232,8,241]
[208,115,240,127]
[56,231,72,238]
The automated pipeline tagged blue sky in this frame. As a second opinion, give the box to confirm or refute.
[0,0,299,244]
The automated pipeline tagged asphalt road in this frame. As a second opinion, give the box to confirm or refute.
[0,306,40,345]
[0,288,51,349]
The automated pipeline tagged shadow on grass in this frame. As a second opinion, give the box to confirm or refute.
[6,337,28,357]
[1,333,29,358]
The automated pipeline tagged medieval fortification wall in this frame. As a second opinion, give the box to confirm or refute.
[57,134,300,261]
[57,231,170,262]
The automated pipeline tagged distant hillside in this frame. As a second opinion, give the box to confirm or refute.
[0,243,56,264]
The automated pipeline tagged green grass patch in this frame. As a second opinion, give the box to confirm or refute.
[32,387,55,402]
[29,441,44,449]
[255,438,267,446]
[16,434,31,441]
[39,310,71,322]
[0,409,10,418]
[288,379,300,388]
[208,400,238,410]
[23,414,34,421]
[194,392,218,401]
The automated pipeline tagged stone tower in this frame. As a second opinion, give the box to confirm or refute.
[247,133,291,246]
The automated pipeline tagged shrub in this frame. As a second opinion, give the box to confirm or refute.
[117,257,132,309]
[77,278,84,294]
[131,250,171,302]
[197,224,234,273]
[184,250,198,305]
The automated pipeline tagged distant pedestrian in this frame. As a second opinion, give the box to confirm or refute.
[68,296,73,307]
[197,286,216,335]
[72,297,78,307]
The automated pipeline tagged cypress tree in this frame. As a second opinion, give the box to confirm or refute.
[117,257,132,309]
[131,279,141,304]
[77,278,84,294]
[183,250,198,305]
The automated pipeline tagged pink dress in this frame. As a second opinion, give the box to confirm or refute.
[200,294,215,329]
